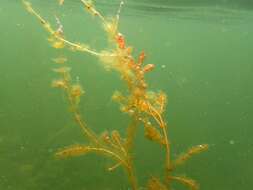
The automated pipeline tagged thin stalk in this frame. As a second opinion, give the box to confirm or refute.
[80,0,106,23]
[125,160,138,190]
[148,103,171,175]
[125,116,139,151]
[23,0,101,56]
[162,124,171,173]
[62,72,99,145]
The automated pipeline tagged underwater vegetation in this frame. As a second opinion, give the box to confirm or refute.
[23,0,208,189]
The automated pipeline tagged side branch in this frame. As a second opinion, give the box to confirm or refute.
[23,0,101,56]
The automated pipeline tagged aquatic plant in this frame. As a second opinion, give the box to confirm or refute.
[23,0,208,189]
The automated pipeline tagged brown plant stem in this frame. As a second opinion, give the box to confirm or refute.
[125,159,138,190]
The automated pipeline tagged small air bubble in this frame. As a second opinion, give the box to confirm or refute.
[229,140,235,145]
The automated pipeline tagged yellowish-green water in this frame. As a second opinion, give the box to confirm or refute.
[0,0,253,190]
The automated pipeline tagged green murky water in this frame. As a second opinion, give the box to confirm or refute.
[0,0,253,189]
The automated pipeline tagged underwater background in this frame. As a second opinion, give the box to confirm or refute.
[0,0,253,189]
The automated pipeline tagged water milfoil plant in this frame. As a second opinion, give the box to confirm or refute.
[23,0,208,189]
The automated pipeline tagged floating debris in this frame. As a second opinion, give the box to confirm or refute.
[58,0,64,6]
[52,56,67,64]
[52,66,71,74]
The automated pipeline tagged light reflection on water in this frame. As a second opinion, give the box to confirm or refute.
[33,0,253,25]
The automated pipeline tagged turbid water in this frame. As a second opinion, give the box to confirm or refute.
[0,0,253,190]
